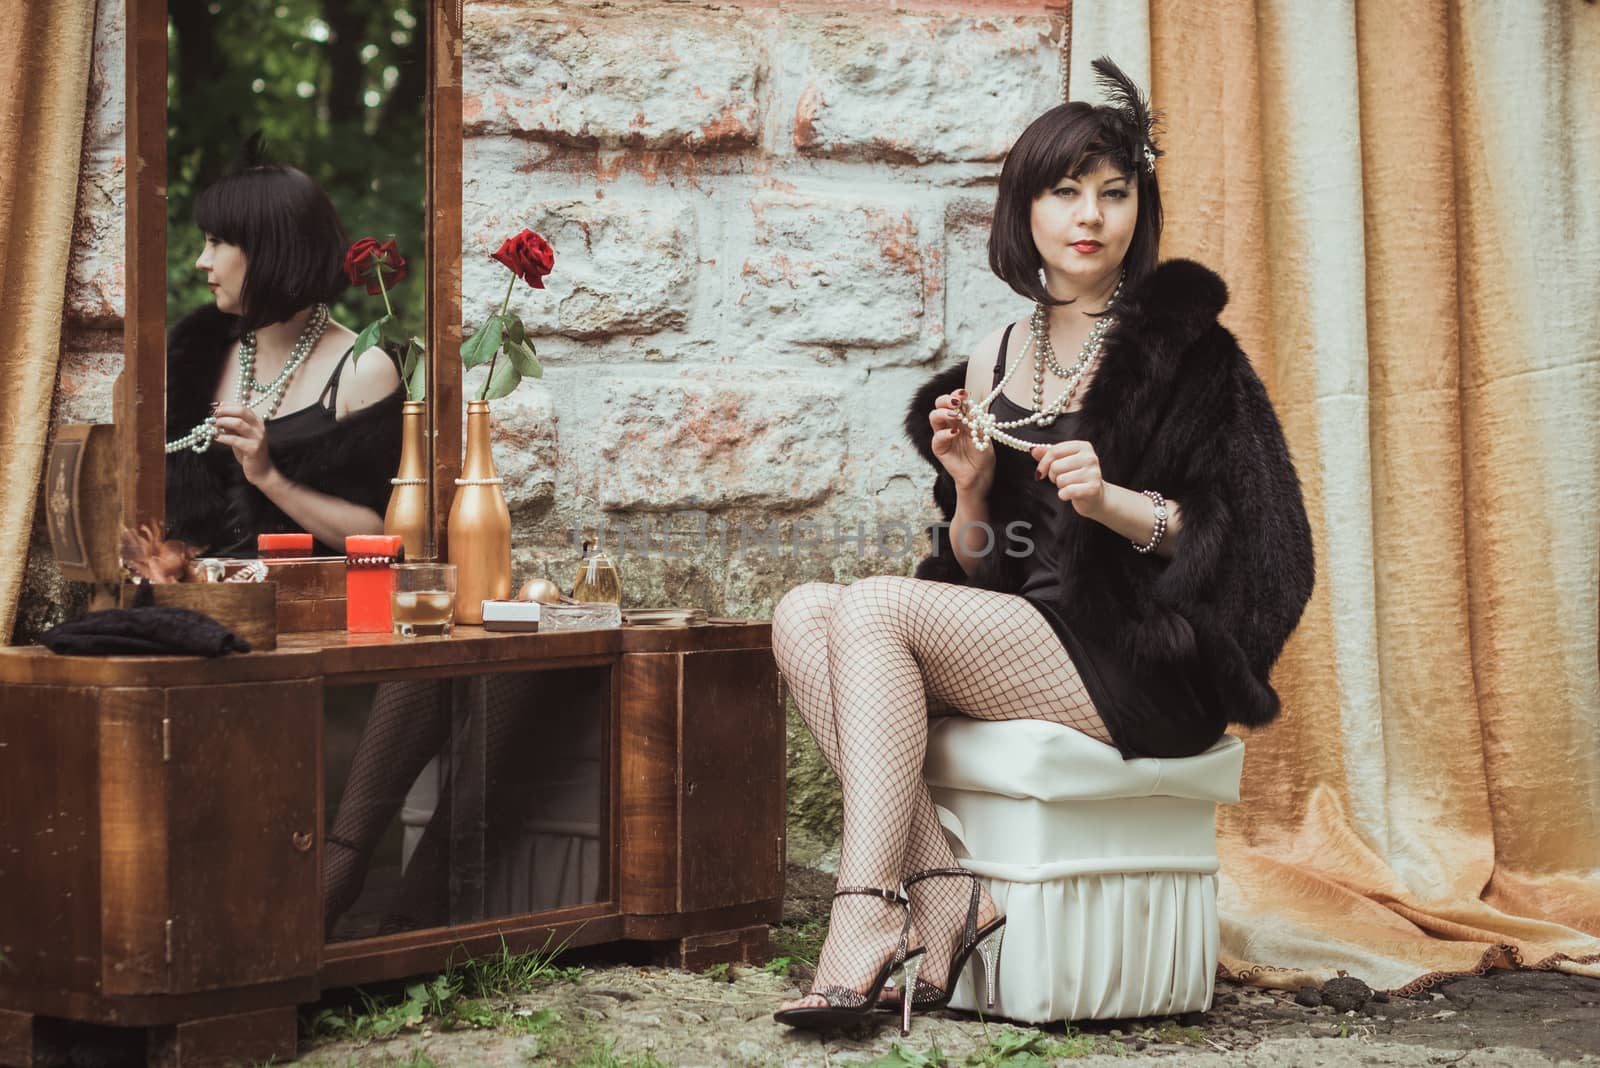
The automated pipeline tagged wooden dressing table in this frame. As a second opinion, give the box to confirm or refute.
[0,3,786,1064]
[0,621,783,1066]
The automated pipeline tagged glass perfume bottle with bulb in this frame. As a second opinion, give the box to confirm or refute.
[572,537,622,604]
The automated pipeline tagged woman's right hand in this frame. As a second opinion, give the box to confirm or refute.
[929,390,995,495]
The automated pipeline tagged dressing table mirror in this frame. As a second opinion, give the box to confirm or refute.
[0,4,782,1065]
[161,0,430,562]
[123,0,463,582]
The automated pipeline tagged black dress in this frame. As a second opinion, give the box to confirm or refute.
[984,324,1222,760]
[165,305,403,558]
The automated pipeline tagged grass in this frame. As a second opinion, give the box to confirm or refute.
[292,1049,442,1068]
[863,1025,1100,1067]
[769,918,826,969]
[302,934,581,1043]
[1149,1022,1206,1046]
[521,1012,671,1068]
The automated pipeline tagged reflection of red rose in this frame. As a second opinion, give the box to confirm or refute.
[344,237,408,294]
[490,229,555,289]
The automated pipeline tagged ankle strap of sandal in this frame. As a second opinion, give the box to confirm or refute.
[831,886,914,963]
[902,867,974,888]
[903,867,982,947]
[833,885,905,904]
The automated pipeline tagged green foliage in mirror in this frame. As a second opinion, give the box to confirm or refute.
[165,0,426,340]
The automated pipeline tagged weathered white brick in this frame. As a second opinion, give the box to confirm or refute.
[64,150,125,326]
[566,373,847,511]
[465,6,764,150]
[462,172,696,338]
[482,380,559,514]
[734,189,938,356]
[944,194,1031,361]
[86,0,125,155]
[792,14,1059,163]
[54,343,123,426]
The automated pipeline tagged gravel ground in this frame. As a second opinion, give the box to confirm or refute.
[291,866,1600,1068]
[292,963,1600,1067]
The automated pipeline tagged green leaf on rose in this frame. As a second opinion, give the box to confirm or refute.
[349,314,390,367]
[505,337,543,379]
[379,315,412,348]
[402,339,427,402]
[503,314,526,345]
[460,314,504,370]
[481,347,522,400]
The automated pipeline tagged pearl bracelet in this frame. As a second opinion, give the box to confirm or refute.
[1132,489,1167,554]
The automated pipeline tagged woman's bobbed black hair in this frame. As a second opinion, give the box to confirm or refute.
[988,58,1164,307]
[194,157,349,330]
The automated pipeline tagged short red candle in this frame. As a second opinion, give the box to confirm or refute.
[345,535,405,633]
[258,533,313,559]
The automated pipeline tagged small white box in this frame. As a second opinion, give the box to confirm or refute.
[481,599,541,631]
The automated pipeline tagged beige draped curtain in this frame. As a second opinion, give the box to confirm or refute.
[0,1,97,642]
[1113,0,1600,991]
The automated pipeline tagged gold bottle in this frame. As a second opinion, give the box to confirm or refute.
[572,537,622,604]
[446,400,512,624]
[384,400,430,560]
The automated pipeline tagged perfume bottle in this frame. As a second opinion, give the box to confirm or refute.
[572,537,622,604]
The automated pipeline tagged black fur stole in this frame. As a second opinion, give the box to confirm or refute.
[903,260,1315,727]
[164,305,404,555]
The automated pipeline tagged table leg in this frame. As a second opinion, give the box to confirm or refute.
[0,1010,33,1068]
[650,924,772,970]
[146,1005,297,1068]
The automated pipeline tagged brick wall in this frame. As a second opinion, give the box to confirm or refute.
[463,1,1060,614]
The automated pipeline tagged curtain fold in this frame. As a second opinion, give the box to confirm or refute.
[0,1,98,643]
[1138,0,1600,992]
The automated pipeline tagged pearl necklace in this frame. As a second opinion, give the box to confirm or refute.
[955,287,1121,453]
[166,304,330,454]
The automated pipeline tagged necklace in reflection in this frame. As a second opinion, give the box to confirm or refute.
[165,304,330,454]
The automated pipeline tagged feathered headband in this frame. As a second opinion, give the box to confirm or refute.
[1091,56,1162,176]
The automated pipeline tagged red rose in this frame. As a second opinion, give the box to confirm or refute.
[490,229,555,289]
[344,237,408,295]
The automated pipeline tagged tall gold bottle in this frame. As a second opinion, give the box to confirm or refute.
[446,400,512,624]
[384,400,430,560]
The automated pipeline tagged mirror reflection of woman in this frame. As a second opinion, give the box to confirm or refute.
[165,159,402,557]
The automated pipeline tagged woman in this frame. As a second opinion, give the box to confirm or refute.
[772,59,1314,1033]
[165,159,402,556]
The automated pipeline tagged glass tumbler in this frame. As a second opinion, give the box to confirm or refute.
[390,563,458,638]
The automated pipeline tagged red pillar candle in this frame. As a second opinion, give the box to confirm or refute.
[345,534,405,633]
[257,533,313,559]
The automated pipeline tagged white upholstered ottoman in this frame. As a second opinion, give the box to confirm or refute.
[923,718,1244,1023]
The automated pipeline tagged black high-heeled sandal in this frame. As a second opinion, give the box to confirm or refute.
[889,867,1006,1015]
[773,886,926,1036]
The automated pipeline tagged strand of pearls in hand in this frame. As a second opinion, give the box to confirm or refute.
[165,303,330,454]
[954,304,1118,453]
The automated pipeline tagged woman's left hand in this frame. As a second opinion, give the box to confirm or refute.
[211,403,277,486]
[1030,440,1106,517]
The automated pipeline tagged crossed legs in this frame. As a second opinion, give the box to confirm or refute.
[772,576,1111,1011]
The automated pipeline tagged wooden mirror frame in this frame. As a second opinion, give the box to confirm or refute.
[118,0,463,576]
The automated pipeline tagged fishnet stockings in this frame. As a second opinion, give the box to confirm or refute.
[772,577,1110,1008]
[324,676,538,931]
